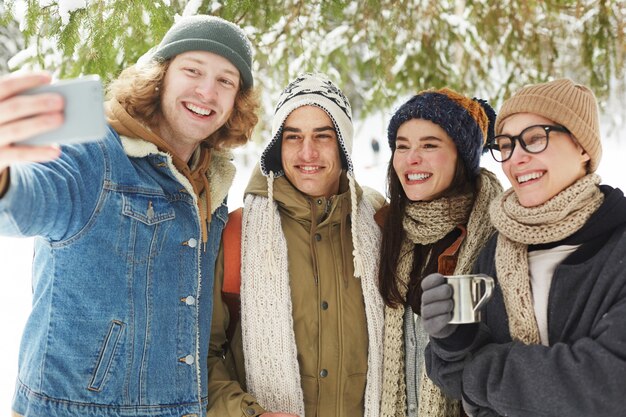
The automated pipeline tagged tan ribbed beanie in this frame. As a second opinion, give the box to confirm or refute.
[495,78,602,172]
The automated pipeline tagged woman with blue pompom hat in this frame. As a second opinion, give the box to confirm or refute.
[377,88,502,417]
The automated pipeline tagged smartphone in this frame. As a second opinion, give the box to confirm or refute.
[19,75,107,146]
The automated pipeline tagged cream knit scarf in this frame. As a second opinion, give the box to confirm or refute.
[490,173,604,344]
[381,168,502,417]
[240,192,384,417]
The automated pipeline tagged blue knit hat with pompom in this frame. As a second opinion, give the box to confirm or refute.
[387,88,496,176]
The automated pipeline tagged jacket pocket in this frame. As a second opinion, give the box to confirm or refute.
[300,375,318,414]
[116,193,175,262]
[122,193,175,225]
[88,320,125,392]
[343,372,366,415]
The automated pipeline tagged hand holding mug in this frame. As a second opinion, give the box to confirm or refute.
[421,272,495,338]
[421,273,458,338]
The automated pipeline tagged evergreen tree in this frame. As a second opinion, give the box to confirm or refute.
[1,0,624,120]
[0,3,24,74]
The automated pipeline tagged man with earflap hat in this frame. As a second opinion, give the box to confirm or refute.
[207,73,386,417]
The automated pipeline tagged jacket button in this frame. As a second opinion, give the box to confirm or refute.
[179,354,195,365]
[320,369,328,378]
[316,199,323,205]
[321,301,328,310]
[184,296,196,306]
[314,233,321,242]
[184,238,198,248]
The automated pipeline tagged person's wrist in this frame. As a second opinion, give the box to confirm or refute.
[0,168,10,198]
[432,322,458,339]
[435,323,479,351]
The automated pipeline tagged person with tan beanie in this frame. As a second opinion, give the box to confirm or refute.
[421,78,626,416]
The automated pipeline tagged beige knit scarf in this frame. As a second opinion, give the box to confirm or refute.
[381,169,503,417]
[240,191,384,417]
[490,173,604,344]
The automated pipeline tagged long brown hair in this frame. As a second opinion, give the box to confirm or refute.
[107,59,259,149]
[377,148,475,308]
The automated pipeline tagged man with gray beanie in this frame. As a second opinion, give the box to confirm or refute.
[0,15,258,417]
[206,73,385,417]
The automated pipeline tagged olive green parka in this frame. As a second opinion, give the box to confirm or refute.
[207,167,384,417]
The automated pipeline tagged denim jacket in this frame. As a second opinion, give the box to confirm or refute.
[0,127,234,417]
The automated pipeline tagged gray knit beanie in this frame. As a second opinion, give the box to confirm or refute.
[153,15,253,89]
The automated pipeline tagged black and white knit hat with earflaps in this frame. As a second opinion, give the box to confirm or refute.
[259,72,366,277]
[260,72,354,176]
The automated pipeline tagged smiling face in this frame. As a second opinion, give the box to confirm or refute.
[157,50,240,161]
[392,118,459,202]
[281,105,342,198]
[500,113,590,207]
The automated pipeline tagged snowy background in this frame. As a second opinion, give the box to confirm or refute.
[1,0,626,413]
[1,109,625,412]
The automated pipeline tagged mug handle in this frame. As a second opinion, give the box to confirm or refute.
[472,275,495,313]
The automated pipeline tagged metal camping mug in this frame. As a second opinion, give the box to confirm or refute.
[445,274,495,324]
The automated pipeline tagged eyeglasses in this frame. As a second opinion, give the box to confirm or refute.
[488,124,571,162]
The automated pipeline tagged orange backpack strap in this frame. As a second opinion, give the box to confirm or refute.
[374,205,389,230]
[437,224,467,275]
[222,208,242,344]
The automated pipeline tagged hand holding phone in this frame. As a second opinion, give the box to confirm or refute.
[0,72,65,172]
[18,75,107,146]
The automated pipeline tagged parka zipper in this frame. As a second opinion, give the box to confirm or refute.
[311,198,322,285]
[324,197,332,217]
[311,196,335,285]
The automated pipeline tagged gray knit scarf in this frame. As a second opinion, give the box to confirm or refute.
[381,169,503,417]
[490,173,604,344]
